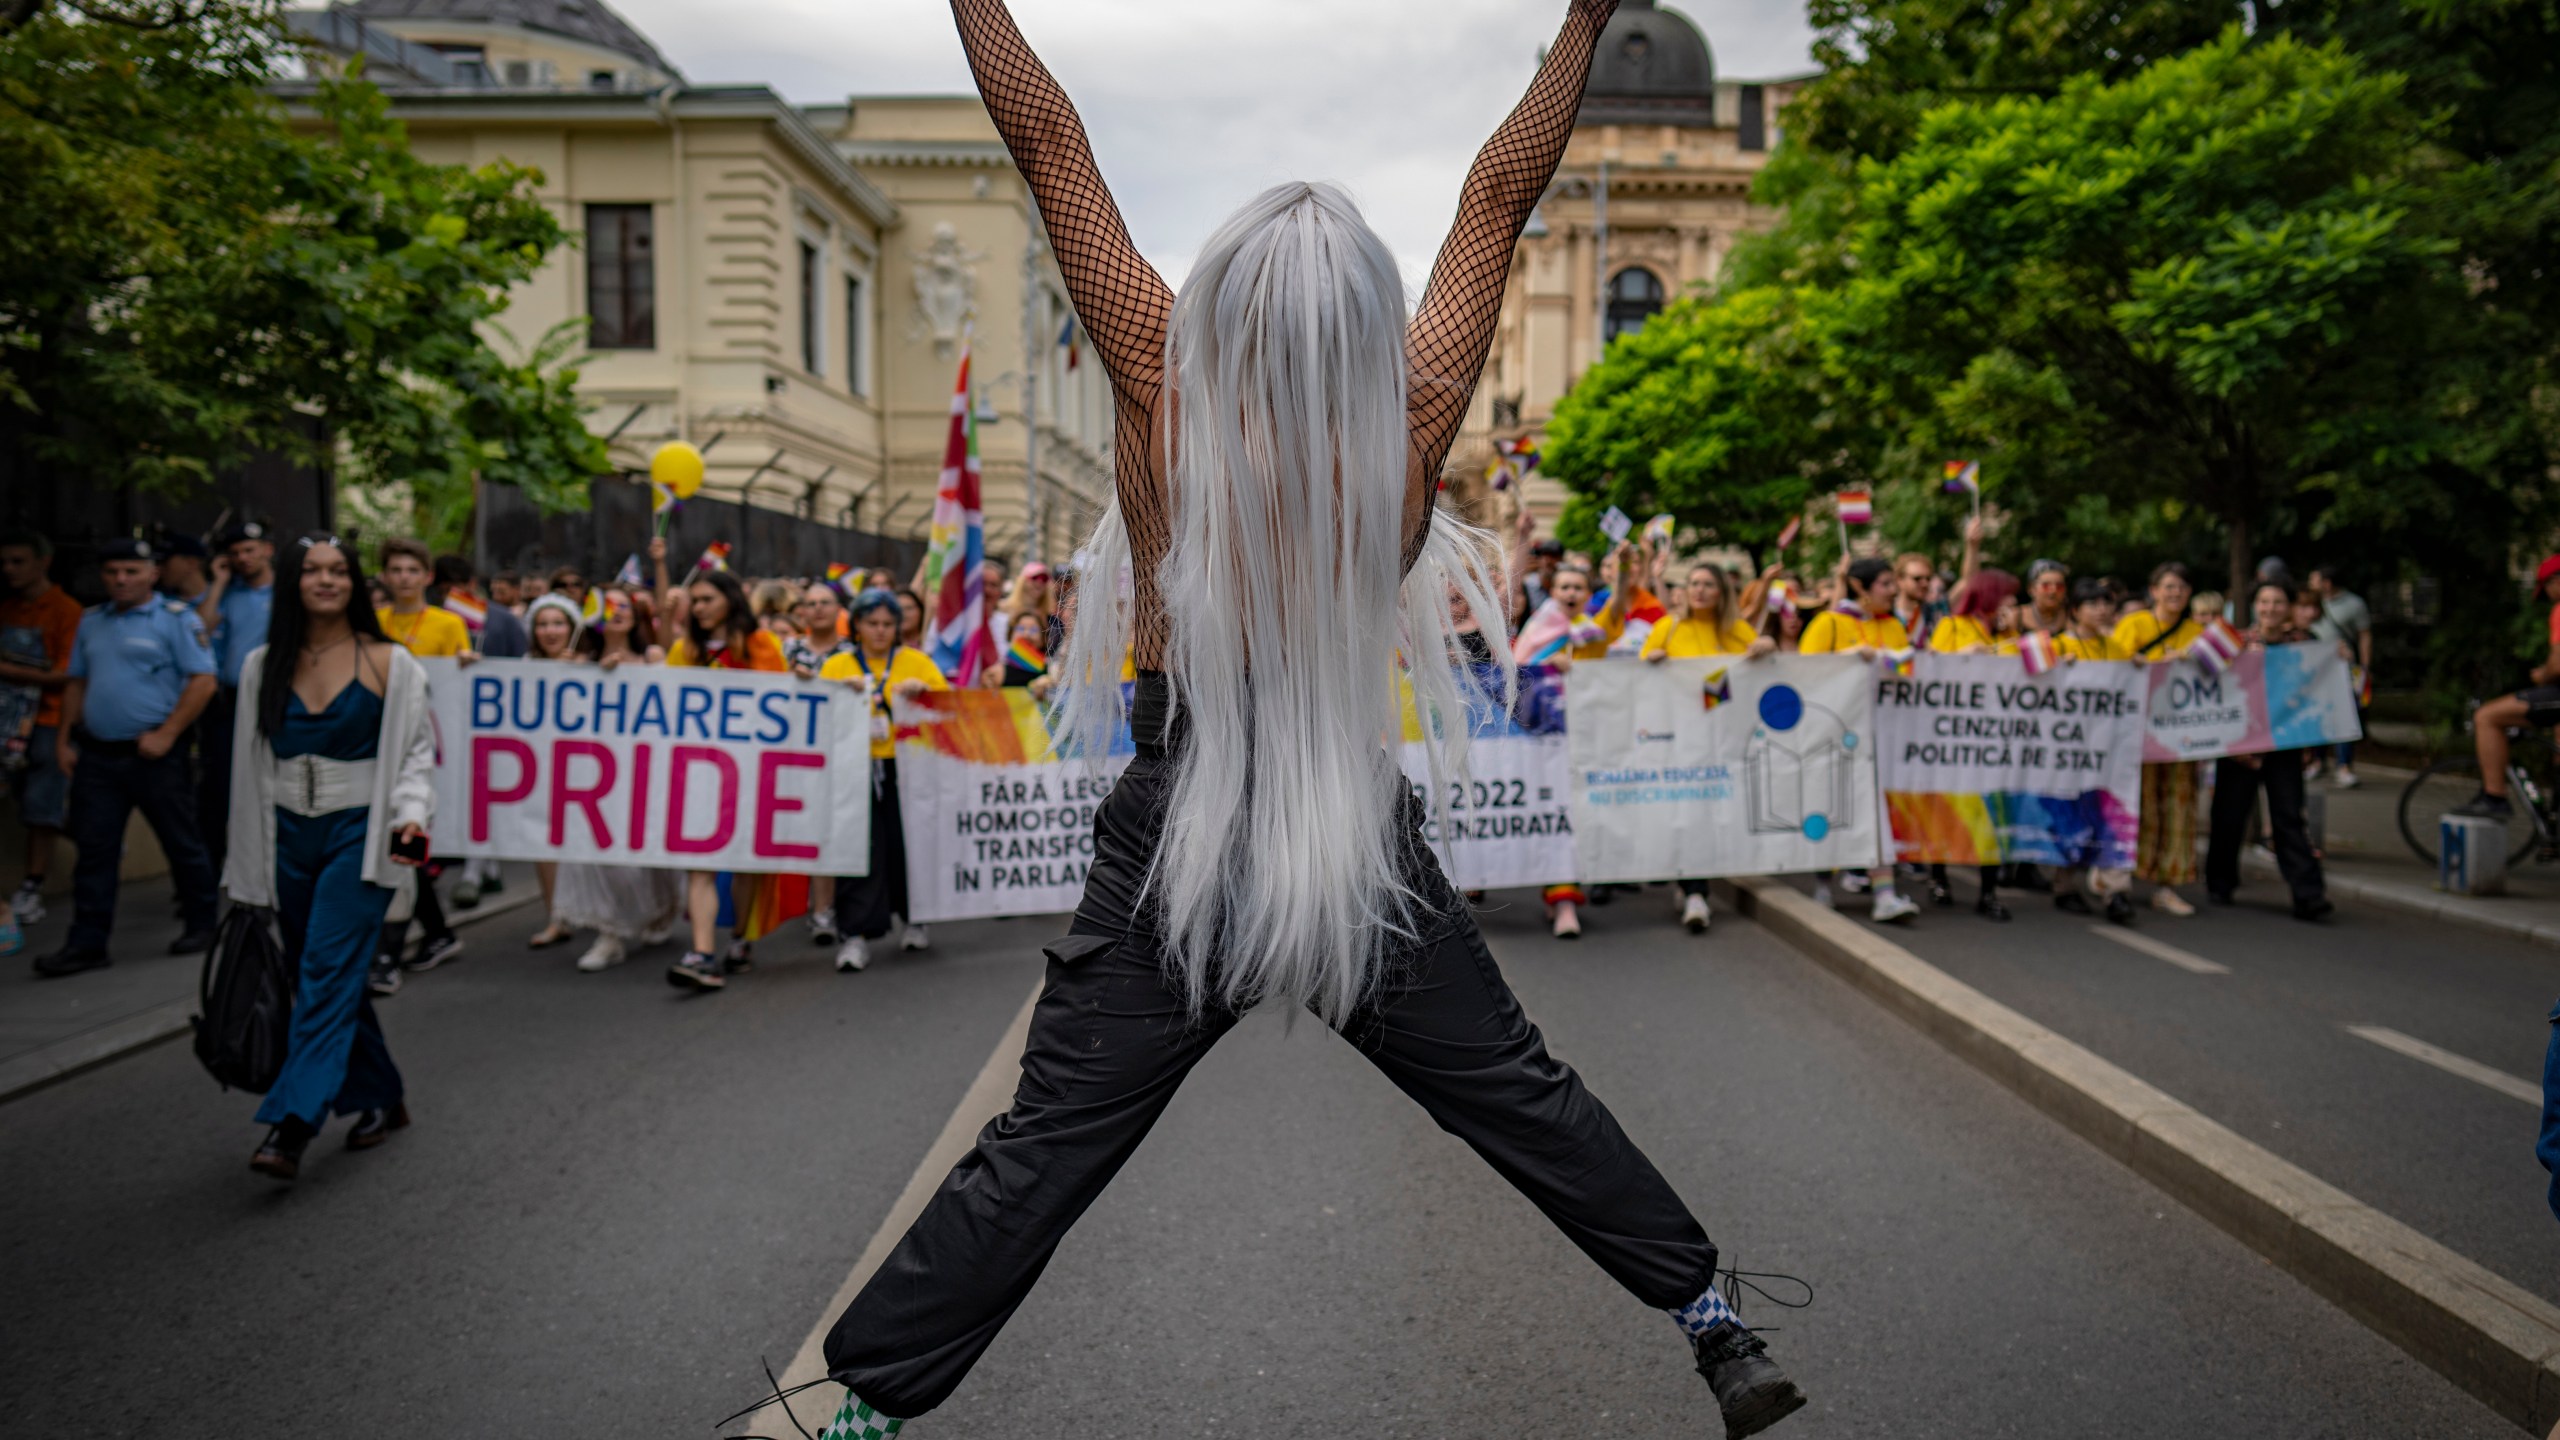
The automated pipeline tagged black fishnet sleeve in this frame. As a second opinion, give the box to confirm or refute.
[950,0,1174,402]
[1402,0,1616,567]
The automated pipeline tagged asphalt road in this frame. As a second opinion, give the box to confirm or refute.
[1836,864,2560,1310]
[0,882,2523,1438]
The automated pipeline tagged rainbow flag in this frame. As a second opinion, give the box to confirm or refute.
[923,343,992,684]
[1836,490,1873,526]
[2191,617,2244,677]
[717,872,809,944]
[895,688,1059,764]
[2019,629,2059,677]
[1942,460,1980,496]
[825,562,854,586]
[439,587,487,633]
[695,541,731,574]
[1006,637,1047,676]
[1701,667,1733,711]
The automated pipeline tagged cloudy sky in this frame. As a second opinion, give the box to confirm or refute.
[611,0,1817,284]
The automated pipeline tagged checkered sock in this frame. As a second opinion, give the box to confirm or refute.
[1668,1282,1742,1338]
[821,1393,904,1439]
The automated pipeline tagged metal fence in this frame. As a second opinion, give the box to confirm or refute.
[481,477,926,586]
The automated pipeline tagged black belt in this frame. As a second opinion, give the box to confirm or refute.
[72,729,142,757]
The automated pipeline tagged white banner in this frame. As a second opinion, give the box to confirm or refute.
[423,658,873,872]
[1565,656,1885,882]
[1401,734,1576,891]
[893,690,1127,924]
[2142,642,2363,763]
[1874,654,2145,868]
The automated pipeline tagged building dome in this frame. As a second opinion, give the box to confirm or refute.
[1580,0,1715,126]
[347,0,678,77]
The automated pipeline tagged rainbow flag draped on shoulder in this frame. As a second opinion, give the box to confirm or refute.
[923,342,992,685]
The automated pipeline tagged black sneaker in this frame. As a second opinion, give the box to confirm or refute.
[367,959,403,997]
[722,941,755,974]
[2054,891,2094,916]
[168,927,216,955]
[33,947,110,979]
[1693,1322,1807,1439]
[2103,893,2135,926]
[1975,894,2012,922]
[667,951,726,990]
[404,933,464,973]
[2293,896,2336,923]
[2451,791,2514,820]
[1928,879,1955,908]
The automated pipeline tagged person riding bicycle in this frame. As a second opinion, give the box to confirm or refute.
[2454,554,2560,820]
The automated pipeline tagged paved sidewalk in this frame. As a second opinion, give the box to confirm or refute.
[0,863,540,1102]
[2247,762,2560,949]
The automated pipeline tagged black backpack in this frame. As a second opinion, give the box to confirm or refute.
[193,904,294,1093]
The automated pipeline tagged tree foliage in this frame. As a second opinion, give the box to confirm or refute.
[1542,0,2560,700]
[0,0,603,544]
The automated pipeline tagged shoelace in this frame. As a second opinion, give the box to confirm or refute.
[1719,1258,1815,1334]
[714,1356,836,1439]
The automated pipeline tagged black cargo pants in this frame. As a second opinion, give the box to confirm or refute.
[824,687,1720,1419]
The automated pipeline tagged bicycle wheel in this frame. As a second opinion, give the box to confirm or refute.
[2398,748,2549,867]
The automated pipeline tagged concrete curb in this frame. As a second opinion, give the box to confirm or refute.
[1726,875,2560,1435]
[0,883,543,1107]
[2244,851,2560,953]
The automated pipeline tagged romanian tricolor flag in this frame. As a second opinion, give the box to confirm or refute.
[895,688,1059,765]
[1942,460,1981,496]
[1006,637,1047,676]
[1836,490,1873,526]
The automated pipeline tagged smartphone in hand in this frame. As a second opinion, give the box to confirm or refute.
[390,830,430,865]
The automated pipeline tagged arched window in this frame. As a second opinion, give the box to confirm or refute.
[1605,267,1664,342]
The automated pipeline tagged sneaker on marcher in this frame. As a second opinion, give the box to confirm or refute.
[900,923,930,953]
[575,936,626,973]
[405,933,464,972]
[449,876,481,910]
[667,951,726,990]
[1871,891,1920,925]
[723,941,756,974]
[9,882,45,926]
[1681,893,1711,934]
[835,936,870,972]
[2333,768,2359,790]
[1838,870,1870,895]
[811,915,841,947]
[368,959,403,997]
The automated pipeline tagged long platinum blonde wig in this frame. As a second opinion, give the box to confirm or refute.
[1055,181,1513,1026]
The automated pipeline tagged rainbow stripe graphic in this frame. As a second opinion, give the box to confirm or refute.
[1006,638,1047,676]
[895,688,1062,765]
[1888,788,2138,869]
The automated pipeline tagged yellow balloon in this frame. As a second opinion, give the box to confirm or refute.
[651,441,705,499]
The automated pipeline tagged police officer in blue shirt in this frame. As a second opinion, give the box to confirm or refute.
[37,538,221,977]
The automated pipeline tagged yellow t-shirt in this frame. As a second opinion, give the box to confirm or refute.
[377,605,470,658]
[1800,609,1910,655]
[1565,607,1626,661]
[1642,614,1760,660]
[1929,615,2020,657]
[821,646,951,759]
[2055,631,2129,662]
[2112,610,2202,662]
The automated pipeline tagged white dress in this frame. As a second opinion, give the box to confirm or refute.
[552,860,686,944]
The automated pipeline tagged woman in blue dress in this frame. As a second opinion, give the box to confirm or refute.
[222,536,438,1181]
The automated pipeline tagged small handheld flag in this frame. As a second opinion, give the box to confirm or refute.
[2190,617,2243,676]
[1057,315,1080,372]
[695,541,732,574]
[825,562,854,585]
[439,587,487,633]
[1643,513,1676,546]
[1599,505,1634,546]
[579,588,606,629]
[1942,460,1980,496]
[1007,636,1047,677]
[614,553,644,588]
[1836,490,1873,526]
[2019,629,2059,677]
[1775,516,1802,551]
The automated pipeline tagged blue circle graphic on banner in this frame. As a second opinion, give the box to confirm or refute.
[1759,685,1804,731]
[1803,813,1831,841]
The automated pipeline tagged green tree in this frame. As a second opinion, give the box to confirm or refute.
[0,0,604,548]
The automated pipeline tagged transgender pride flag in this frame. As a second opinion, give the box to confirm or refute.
[923,342,993,684]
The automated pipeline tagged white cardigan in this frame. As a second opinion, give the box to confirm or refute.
[222,644,438,916]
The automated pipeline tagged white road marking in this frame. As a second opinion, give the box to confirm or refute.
[2084,924,2231,975]
[741,978,1044,1434]
[2345,1025,2542,1106]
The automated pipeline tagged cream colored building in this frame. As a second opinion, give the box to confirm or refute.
[1455,0,1807,527]
[286,0,1106,564]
